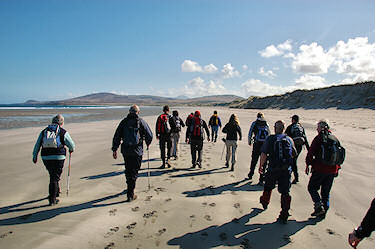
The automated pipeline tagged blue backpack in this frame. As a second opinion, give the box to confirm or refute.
[255,125,269,142]
[123,118,141,147]
[272,134,293,168]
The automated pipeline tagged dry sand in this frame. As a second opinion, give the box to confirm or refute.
[0,107,374,249]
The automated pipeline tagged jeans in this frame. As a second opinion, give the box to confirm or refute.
[159,133,172,164]
[225,140,238,165]
[291,145,302,180]
[171,132,180,157]
[211,126,219,141]
[308,172,335,210]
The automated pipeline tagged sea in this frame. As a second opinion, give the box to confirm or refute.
[0,105,163,130]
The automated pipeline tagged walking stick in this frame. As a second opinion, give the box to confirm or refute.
[147,146,151,190]
[66,152,72,196]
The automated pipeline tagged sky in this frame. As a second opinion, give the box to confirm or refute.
[1,0,375,104]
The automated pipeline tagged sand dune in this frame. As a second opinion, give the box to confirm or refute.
[0,107,374,248]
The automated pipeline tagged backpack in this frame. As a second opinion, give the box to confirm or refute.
[190,117,204,138]
[318,133,345,166]
[157,114,171,134]
[210,115,219,126]
[291,123,305,146]
[173,116,181,132]
[42,124,62,149]
[272,134,293,168]
[255,125,269,142]
[122,118,141,147]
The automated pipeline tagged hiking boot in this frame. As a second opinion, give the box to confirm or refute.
[248,172,253,180]
[230,164,234,171]
[197,162,202,168]
[311,207,325,217]
[174,156,178,160]
[292,178,299,184]
[277,215,288,224]
[191,164,196,169]
[49,199,59,206]
[167,159,172,168]
[127,195,137,202]
[257,180,264,186]
[260,196,268,210]
[225,162,229,168]
[159,164,166,169]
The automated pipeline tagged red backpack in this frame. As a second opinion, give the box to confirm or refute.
[157,114,170,134]
[191,117,203,137]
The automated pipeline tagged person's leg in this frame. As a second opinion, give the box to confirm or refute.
[308,172,325,215]
[171,133,177,157]
[159,135,166,167]
[43,160,64,205]
[292,146,302,183]
[249,142,262,178]
[190,139,197,167]
[277,170,292,223]
[166,136,172,167]
[225,141,231,167]
[175,133,180,158]
[260,171,277,209]
[196,139,203,167]
[213,126,218,142]
[211,127,215,141]
[124,155,142,201]
[231,141,237,171]
[320,174,335,213]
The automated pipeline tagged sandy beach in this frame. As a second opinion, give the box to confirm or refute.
[0,106,374,249]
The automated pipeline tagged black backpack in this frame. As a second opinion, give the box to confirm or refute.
[318,133,345,166]
[272,134,293,169]
[255,125,269,142]
[123,118,141,147]
[291,123,305,146]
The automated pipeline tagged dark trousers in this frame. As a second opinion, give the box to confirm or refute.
[250,142,263,175]
[124,155,142,198]
[291,145,302,180]
[190,138,203,165]
[308,172,335,211]
[264,169,292,195]
[43,160,64,202]
[159,134,172,164]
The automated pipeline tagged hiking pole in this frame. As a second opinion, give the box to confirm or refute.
[66,152,72,196]
[221,138,226,160]
[147,146,151,190]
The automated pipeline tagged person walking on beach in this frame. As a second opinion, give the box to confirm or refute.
[348,198,375,248]
[155,105,173,168]
[32,114,75,206]
[305,119,344,218]
[170,110,185,160]
[222,114,242,171]
[186,110,210,169]
[286,115,310,184]
[112,105,153,202]
[208,110,222,142]
[259,120,297,224]
[248,112,271,182]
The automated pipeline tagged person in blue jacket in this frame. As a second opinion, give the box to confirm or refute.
[33,114,75,206]
[112,105,153,202]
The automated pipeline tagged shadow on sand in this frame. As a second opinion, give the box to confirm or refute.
[168,208,319,249]
[0,191,127,226]
[182,179,263,197]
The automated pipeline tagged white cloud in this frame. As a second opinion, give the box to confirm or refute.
[258,67,276,78]
[221,63,240,78]
[259,40,293,58]
[294,75,327,89]
[242,65,248,71]
[241,78,295,97]
[181,60,218,73]
[291,42,334,74]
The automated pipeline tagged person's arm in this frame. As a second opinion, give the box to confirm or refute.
[142,120,153,147]
[218,117,222,128]
[64,132,75,153]
[285,125,292,137]
[258,137,270,174]
[248,122,255,145]
[32,131,44,163]
[259,153,267,174]
[222,124,228,133]
[185,121,191,142]
[112,120,124,159]
[305,135,319,174]
[155,116,160,139]
[303,127,310,150]
[349,198,375,248]
[204,121,210,141]
[238,125,242,140]
[180,117,185,127]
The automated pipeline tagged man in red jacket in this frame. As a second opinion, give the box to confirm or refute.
[305,119,341,218]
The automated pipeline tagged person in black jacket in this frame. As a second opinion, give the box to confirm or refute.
[348,198,375,248]
[186,110,210,169]
[170,110,185,160]
[285,115,310,184]
[112,105,153,202]
[222,114,242,171]
[155,105,174,168]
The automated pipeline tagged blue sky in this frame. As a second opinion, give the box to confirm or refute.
[1,0,374,104]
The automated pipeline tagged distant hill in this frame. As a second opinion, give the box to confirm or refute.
[21,93,244,106]
[228,81,375,110]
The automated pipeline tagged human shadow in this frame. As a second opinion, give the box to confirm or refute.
[112,157,160,166]
[80,167,176,180]
[170,167,228,178]
[0,197,49,215]
[168,208,319,249]
[0,191,127,226]
[182,179,263,197]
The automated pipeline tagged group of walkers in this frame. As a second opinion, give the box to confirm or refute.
[32,105,374,246]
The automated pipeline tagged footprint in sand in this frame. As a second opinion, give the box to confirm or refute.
[199,184,206,188]
[104,227,119,238]
[131,206,140,212]
[209,203,216,207]
[219,233,228,241]
[283,235,292,243]
[204,214,212,221]
[164,198,172,203]
[143,211,158,219]
[0,231,13,239]
[126,222,137,230]
[234,203,243,213]
[189,215,196,227]
[231,191,237,195]
[326,229,342,237]
[109,209,117,216]
[123,232,134,239]
[145,196,153,202]
[104,242,115,249]
[156,228,167,236]
[334,212,347,220]
[154,187,166,194]
[202,202,208,207]
[240,238,251,249]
